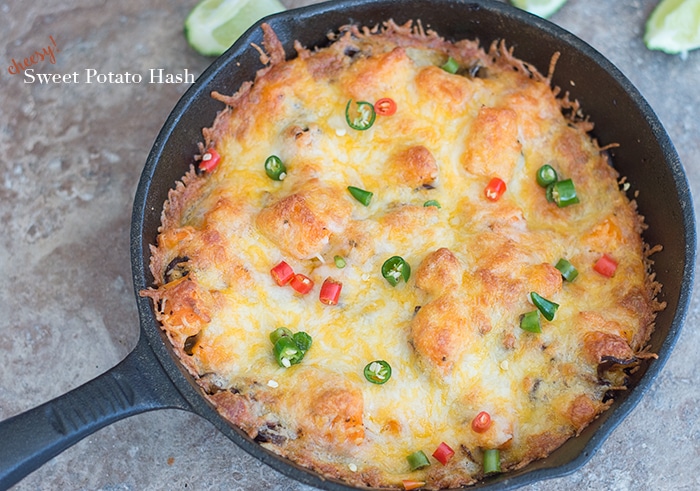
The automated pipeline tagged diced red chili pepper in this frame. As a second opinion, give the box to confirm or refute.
[593,253,618,278]
[484,177,506,201]
[270,261,294,286]
[402,480,426,490]
[319,278,342,305]
[374,97,397,116]
[199,148,221,172]
[432,442,455,465]
[290,274,314,294]
[471,411,492,433]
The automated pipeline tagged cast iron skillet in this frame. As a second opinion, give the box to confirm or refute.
[0,0,695,489]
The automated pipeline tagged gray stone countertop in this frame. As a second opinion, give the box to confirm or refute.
[1,0,698,490]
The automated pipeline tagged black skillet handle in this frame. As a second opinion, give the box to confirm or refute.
[0,338,190,490]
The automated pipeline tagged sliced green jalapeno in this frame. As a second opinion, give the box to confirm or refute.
[270,328,312,368]
[382,256,411,286]
[548,178,579,207]
[347,186,373,206]
[555,258,579,282]
[406,450,430,470]
[292,331,313,352]
[273,336,304,368]
[345,99,376,130]
[264,155,287,181]
[536,164,558,187]
[530,292,559,322]
[269,327,293,345]
[441,56,459,74]
[520,310,542,333]
[483,449,501,474]
[364,360,392,384]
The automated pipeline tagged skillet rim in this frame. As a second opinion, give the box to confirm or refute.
[130,0,697,489]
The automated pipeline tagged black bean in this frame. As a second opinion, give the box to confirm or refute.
[164,255,190,283]
[183,331,201,355]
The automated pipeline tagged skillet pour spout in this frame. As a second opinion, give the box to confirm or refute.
[0,0,695,490]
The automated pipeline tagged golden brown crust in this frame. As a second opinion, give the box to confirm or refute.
[256,181,352,260]
[414,247,463,296]
[140,19,663,490]
[410,293,474,377]
[463,107,521,180]
[298,383,365,446]
[390,145,439,189]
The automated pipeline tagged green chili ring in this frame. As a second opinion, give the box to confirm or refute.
[264,155,287,181]
[555,258,579,282]
[536,164,558,187]
[273,336,304,368]
[292,331,313,352]
[407,450,430,471]
[382,256,411,286]
[441,56,459,74]
[530,292,559,322]
[364,360,392,384]
[345,99,376,131]
[520,310,542,333]
[270,328,312,367]
[348,186,373,206]
[548,178,579,207]
[269,327,293,345]
[483,449,501,474]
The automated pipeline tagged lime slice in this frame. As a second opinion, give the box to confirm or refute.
[510,0,568,18]
[185,0,286,57]
[644,0,700,55]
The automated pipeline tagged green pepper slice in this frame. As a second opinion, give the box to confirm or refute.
[334,255,347,268]
[269,327,293,345]
[347,186,373,206]
[423,199,441,209]
[364,360,392,384]
[264,155,287,181]
[292,331,313,352]
[520,310,542,333]
[270,328,312,367]
[530,292,559,322]
[382,256,411,286]
[555,258,579,282]
[547,178,579,207]
[483,449,501,474]
[273,336,304,368]
[441,56,459,74]
[345,99,376,130]
[407,450,430,470]
[536,164,558,187]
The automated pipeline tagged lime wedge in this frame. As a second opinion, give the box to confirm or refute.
[644,0,700,55]
[510,0,568,18]
[185,0,286,57]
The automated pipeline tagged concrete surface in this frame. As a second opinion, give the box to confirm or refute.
[1,0,698,490]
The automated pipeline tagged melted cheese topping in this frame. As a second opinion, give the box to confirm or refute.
[142,21,662,489]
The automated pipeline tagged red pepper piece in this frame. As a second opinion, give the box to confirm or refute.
[471,411,492,433]
[319,277,342,305]
[432,442,455,465]
[374,97,397,116]
[290,274,314,294]
[402,480,426,490]
[594,253,618,277]
[199,148,221,172]
[270,261,294,286]
[484,177,506,201]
